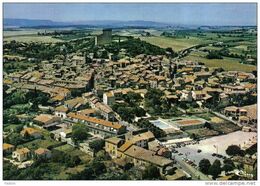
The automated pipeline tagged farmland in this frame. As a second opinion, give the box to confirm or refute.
[140,36,209,52]
[4,35,63,43]
[182,50,256,72]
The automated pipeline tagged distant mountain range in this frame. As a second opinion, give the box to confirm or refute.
[4,18,172,28]
[4,18,256,29]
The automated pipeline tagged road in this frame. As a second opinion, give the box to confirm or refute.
[173,155,212,180]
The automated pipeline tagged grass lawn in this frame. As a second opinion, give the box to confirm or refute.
[43,162,68,180]
[18,138,61,150]
[54,144,92,163]
[4,35,63,43]
[140,36,210,52]
[3,124,22,131]
[183,51,256,72]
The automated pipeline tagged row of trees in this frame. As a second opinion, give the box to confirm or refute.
[199,158,235,179]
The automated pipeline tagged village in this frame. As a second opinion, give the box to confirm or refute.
[3,28,257,180]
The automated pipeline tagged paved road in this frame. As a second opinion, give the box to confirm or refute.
[174,155,212,180]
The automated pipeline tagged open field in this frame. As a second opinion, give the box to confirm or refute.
[183,50,256,72]
[54,144,92,162]
[140,36,210,52]
[4,35,63,43]
[4,30,43,36]
[18,138,61,150]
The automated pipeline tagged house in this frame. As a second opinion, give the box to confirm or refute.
[103,91,115,106]
[77,108,96,117]
[34,148,52,159]
[106,129,160,160]
[105,137,125,158]
[33,114,61,128]
[66,112,126,138]
[232,156,257,174]
[64,97,86,111]
[156,147,172,159]
[12,148,31,162]
[54,105,69,119]
[179,90,193,102]
[79,137,101,157]
[166,168,189,180]
[21,127,42,139]
[95,102,115,121]
[124,130,155,149]
[123,145,174,174]
[241,104,257,125]
[59,128,72,141]
[3,143,15,155]
[224,104,256,124]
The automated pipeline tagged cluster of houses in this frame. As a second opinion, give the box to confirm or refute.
[4,143,51,163]
[224,104,257,126]
[3,47,257,178]
[4,126,51,165]
[104,129,187,178]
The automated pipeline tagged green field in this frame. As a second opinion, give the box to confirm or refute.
[18,138,61,150]
[54,144,91,162]
[140,36,210,52]
[4,35,63,43]
[183,50,256,72]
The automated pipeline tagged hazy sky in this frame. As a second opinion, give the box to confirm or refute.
[4,3,257,26]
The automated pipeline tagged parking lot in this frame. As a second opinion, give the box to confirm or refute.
[171,131,257,165]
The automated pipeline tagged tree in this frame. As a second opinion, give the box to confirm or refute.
[6,133,24,146]
[142,165,161,180]
[144,88,170,115]
[222,164,234,172]
[124,92,142,106]
[204,122,212,129]
[89,139,105,153]
[206,51,223,59]
[253,168,257,180]
[226,145,244,156]
[15,125,24,133]
[66,156,81,167]
[95,150,111,161]
[71,124,90,143]
[69,167,95,180]
[208,159,222,179]
[199,159,211,174]
[91,160,106,176]
[222,159,235,172]
[134,107,146,117]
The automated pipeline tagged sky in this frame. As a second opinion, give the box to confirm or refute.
[3,3,257,26]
